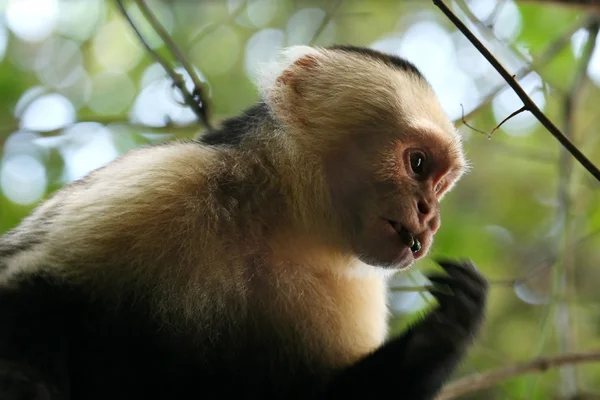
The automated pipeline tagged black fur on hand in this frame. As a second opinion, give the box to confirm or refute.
[426,259,489,348]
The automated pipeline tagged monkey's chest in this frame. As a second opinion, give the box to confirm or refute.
[64,290,331,399]
[242,269,390,371]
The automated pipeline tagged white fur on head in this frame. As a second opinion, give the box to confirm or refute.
[254,45,322,101]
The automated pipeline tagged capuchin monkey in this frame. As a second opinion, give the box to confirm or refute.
[0,45,488,400]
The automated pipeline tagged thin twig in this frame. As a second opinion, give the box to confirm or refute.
[390,285,432,293]
[461,103,527,139]
[309,0,343,46]
[455,15,588,125]
[455,0,571,107]
[391,265,547,292]
[134,0,212,130]
[460,104,488,135]
[487,106,527,138]
[433,0,600,182]
[115,0,211,130]
[435,350,600,400]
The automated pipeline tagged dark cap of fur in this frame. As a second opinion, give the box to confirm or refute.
[328,45,425,81]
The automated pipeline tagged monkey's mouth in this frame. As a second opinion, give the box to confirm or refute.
[387,220,421,254]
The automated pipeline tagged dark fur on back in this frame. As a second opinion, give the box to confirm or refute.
[198,103,270,147]
[0,271,328,399]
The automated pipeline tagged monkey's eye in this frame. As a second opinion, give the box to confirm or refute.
[435,182,443,193]
[409,151,427,177]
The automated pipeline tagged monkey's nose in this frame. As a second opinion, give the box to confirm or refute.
[416,198,438,226]
[417,200,430,215]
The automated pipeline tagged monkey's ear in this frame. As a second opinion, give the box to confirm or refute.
[254,46,323,126]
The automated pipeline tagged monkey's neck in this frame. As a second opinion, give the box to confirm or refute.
[211,105,345,253]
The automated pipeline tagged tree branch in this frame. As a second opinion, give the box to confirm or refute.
[553,20,599,397]
[435,350,600,400]
[433,0,600,182]
[134,0,212,129]
[390,285,432,293]
[455,0,560,91]
[115,0,212,131]
[455,15,588,125]
[454,3,596,125]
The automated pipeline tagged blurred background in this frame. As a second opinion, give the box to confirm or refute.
[0,0,599,398]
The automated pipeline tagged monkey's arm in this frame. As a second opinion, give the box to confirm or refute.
[325,260,488,400]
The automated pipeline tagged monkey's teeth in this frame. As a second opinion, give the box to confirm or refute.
[389,221,421,253]
[410,238,421,253]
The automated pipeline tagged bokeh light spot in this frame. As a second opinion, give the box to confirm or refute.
[20,93,76,132]
[6,0,59,42]
[0,154,47,206]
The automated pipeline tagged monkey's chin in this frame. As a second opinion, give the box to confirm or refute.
[357,248,415,270]
[354,220,424,270]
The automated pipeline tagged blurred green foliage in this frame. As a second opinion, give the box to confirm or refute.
[0,0,599,398]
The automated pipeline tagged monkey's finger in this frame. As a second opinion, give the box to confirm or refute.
[435,258,477,274]
[426,275,483,302]
[426,276,482,316]
[434,259,488,291]
[435,259,485,281]
[426,276,459,301]
[426,277,454,296]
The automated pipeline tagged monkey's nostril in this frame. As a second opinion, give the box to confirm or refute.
[417,200,430,215]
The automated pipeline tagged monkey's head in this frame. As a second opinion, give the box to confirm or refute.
[258,45,468,270]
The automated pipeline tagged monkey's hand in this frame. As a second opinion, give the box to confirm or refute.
[325,259,488,400]
[0,360,52,400]
[419,259,489,354]
[391,259,489,399]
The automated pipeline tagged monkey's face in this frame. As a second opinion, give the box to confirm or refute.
[260,46,467,268]
[325,127,466,270]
